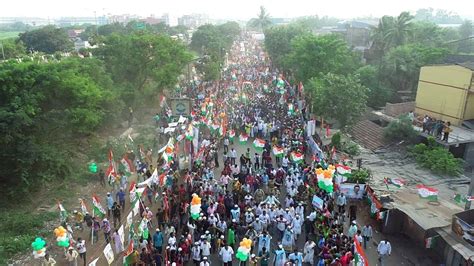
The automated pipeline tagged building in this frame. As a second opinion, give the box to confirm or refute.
[314,20,374,52]
[415,63,474,127]
[178,14,209,29]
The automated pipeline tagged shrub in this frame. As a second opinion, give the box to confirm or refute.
[347,168,371,183]
[409,138,463,176]
[383,115,417,142]
[342,141,360,156]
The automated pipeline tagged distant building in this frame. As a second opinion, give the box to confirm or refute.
[414,63,474,127]
[55,16,108,26]
[314,20,375,51]
[178,14,209,29]
[108,14,140,24]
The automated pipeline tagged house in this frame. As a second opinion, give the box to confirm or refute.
[415,63,474,127]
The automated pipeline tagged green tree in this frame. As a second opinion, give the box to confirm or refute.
[263,25,308,69]
[96,32,192,105]
[356,65,392,108]
[248,6,272,31]
[458,20,473,53]
[0,38,26,59]
[379,44,448,99]
[18,25,73,53]
[308,73,369,129]
[383,115,418,142]
[385,12,414,47]
[218,21,241,47]
[286,34,359,82]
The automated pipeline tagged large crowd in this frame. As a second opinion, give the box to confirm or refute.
[47,36,392,266]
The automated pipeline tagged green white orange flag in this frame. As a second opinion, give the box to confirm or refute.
[229,130,235,140]
[253,138,265,151]
[92,195,106,218]
[272,146,285,157]
[58,201,67,222]
[120,155,134,174]
[291,151,304,164]
[335,164,351,177]
[354,237,369,266]
[417,184,438,201]
[123,240,134,265]
[389,178,406,188]
[239,134,249,144]
[80,199,88,214]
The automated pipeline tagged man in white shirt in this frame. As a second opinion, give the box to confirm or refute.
[362,224,373,249]
[200,239,211,257]
[230,148,237,165]
[199,256,210,266]
[336,193,347,214]
[219,244,234,266]
[377,239,392,266]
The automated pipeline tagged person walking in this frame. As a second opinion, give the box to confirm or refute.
[106,192,114,218]
[112,229,123,254]
[230,148,237,165]
[219,244,234,266]
[42,253,57,266]
[76,238,86,266]
[153,228,164,254]
[336,193,346,214]
[377,239,392,266]
[362,224,373,249]
[65,247,78,266]
[112,202,121,228]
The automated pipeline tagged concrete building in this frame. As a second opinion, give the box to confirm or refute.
[415,63,474,127]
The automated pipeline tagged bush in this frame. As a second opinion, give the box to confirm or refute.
[0,211,56,264]
[409,138,464,176]
[347,168,371,183]
[383,115,418,142]
[342,141,360,156]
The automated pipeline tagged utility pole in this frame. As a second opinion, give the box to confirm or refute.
[465,168,473,210]
[0,42,5,60]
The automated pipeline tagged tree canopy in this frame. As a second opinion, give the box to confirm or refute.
[308,73,369,129]
[18,25,73,53]
[247,6,272,31]
[263,25,309,69]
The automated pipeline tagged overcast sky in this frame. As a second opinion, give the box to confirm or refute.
[2,0,473,20]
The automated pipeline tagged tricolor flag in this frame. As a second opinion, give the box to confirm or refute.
[186,124,194,140]
[389,178,406,188]
[210,124,220,133]
[417,185,438,201]
[253,138,265,151]
[219,125,226,137]
[105,161,117,184]
[425,236,436,248]
[92,195,106,218]
[120,155,134,175]
[354,237,369,266]
[138,218,149,239]
[335,164,351,178]
[80,199,88,214]
[288,103,294,115]
[159,95,166,108]
[228,130,235,141]
[291,151,304,164]
[58,201,67,221]
[272,146,285,157]
[239,134,249,144]
[123,240,134,265]
[315,168,334,193]
[108,149,114,163]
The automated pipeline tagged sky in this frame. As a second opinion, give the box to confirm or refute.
[1,0,473,20]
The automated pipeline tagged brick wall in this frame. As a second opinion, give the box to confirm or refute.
[384,102,415,117]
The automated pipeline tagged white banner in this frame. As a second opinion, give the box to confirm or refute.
[133,200,140,216]
[88,258,99,266]
[126,211,133,228]
[118,225,125,247]
[103,243,114,265]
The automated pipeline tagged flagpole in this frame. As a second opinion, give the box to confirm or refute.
[91,208,94,245]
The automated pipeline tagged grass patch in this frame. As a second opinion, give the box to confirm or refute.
[0,210,57,264]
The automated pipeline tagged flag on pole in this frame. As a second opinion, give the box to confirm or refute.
[417,185,438,201]
[123,240,134,265]
[272,146,285,157]
[239,134,249,144]
[253,138,265,151]
[291,151,304,164]
[120,155,134,175]
[92,195,106,218]
[108,149,113,163]
[105,161,117,184]
[229,130,235,141]
[335,164,351,178]
[186,124,194,140]
[80,199,88,214]
[58,201,67,222]
[354,237,369,266]
[138,218,149,239]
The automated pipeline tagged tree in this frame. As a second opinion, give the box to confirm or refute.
[96,33,192,105]
[285,34,359,82]
[218,21,241,47]
[356,65,392,108]
[379,44,448,100]
[248,6,272,31]
[385,12,414,47]
[308,73,369,129]
[384,115,417,142]
[264,25,308,69]
[18,25,73,53]
[458,20,473,53]
[0,38,26,59]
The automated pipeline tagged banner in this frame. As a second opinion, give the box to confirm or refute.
[118,225,125,247]
[103,243,114,265]
[88,258,99,266]
[338,184,365,199]
[312,195,324,210]
[126,211,133,228]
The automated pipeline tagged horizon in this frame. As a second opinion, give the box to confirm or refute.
[1,0,473,21]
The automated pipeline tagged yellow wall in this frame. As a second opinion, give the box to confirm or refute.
[415,65,473,126]
[465,94,474,120]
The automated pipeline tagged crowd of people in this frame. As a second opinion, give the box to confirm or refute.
[43,36,392,266]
